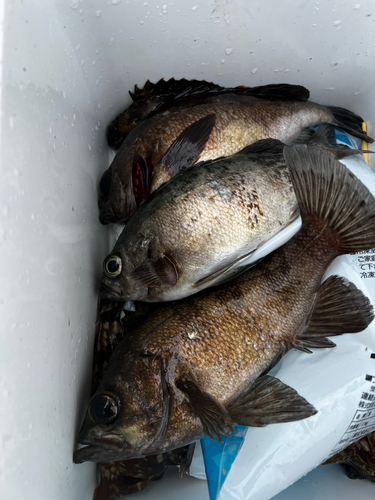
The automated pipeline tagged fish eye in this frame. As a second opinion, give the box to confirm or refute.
[89,394,118,425]
[104,255,122,278]
[99,170,112,197]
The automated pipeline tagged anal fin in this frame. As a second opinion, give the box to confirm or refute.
[294,275,374,353]
[227,375,317,426]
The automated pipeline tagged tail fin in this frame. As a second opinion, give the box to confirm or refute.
[283,144,375,254]
[327,106,374,143]
[293,124,373,159]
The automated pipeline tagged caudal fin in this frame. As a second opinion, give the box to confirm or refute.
[283,144,375,254]
[328,106,374,143]
[293,124,374,160]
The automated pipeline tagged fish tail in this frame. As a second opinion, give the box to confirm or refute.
[328,106,374,143]
[283,144,375,254]
[293,124,374,160]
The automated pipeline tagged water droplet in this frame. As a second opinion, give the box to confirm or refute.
[325,87,335,91]
[30,214,35,220]
[192,5,198,11]
[112,0,121,4]
[140,20,144,24]
[252,67,258,74]
[143,1,148,5]
[225,48,233,55]
[354,3,361,9]
[9,116,15,129]
[162,4,167,9]
[92,60,96,66]
[284,69,290,73]
[95,10,102,17]
[88,145,92,151]
[3,206,8,217]
[70,0,79,9]
[333,19,342,25]
[221,59,225,64]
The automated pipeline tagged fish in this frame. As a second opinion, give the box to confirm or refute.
[100,122,369,303]
[89,297,195,498]
[324,431,375,482]
[74,144,375,463]
[98,79,373,224]
[106,78,236,150]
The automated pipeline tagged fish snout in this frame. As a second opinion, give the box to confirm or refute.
[99,281,124,301]
[73,432,129,464]
[98,200,117,225]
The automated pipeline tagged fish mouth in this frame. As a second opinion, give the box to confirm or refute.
[73,440,134,464]
[99,281,125,301]
[132,154,148,208]
[98,199,117,225]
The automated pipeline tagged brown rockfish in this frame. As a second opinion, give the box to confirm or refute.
[100,122,369,304]
[75,145,375,463]
[98,79,373,224]
[90,298,195,499]
[106,78,233,149]
[324,431,375,483]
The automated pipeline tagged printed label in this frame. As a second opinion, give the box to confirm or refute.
[326,363,375,459]
[356,248,375,279]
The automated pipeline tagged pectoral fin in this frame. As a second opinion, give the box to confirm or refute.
[194,250,260,289]
[176,377,234,442]
[227,375,317,426]
[158,114,216,177]
[178,442,196,477]
[128,255,179,288]
[293,275,374,353]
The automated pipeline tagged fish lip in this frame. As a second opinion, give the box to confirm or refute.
[73,443,125,464]
[99,281,125,301]
[98,199,117,225]
[74,429,130,464]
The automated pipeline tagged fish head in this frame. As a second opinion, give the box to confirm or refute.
[100,240,150,302]
[98,128,150,224]
[74,355,168,464]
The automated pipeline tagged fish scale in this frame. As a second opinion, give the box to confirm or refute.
[99,82,372,224]
[101,141,297,303]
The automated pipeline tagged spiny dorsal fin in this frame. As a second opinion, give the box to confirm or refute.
[227,375,317,426]
[176,377,234,442]
[129,78,227,104]
[293,275,374,352]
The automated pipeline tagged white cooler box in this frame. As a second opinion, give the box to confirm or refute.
[1,1,374,499]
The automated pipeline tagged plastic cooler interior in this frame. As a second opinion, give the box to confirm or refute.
[1,1,375,499]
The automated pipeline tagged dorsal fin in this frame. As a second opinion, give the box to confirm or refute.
[129,77,227,104]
